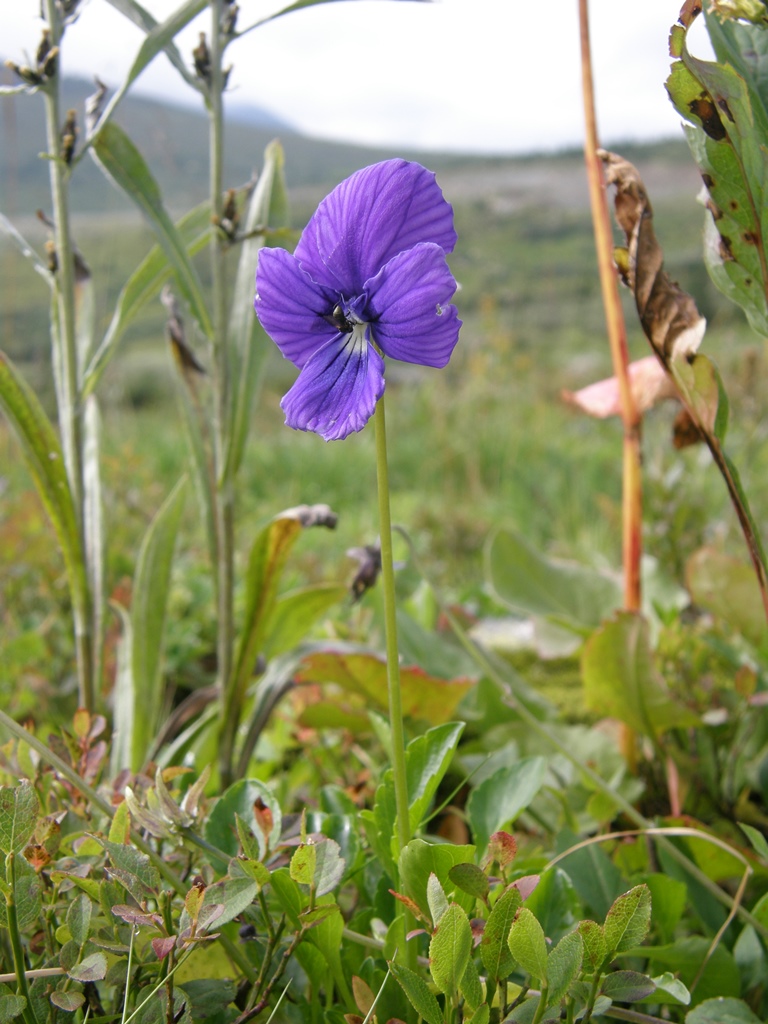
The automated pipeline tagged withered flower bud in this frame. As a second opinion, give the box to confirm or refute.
[60,109,78,164]
[45,240,58,274]
[218,188,239,240]
[85,78,107,136]
[5,59,43,87]
[222,65,232,90]
[36,28,52,68]
[347,543,382,601]
[161,285,206,377]
[193,33,210,84]
[221,3,239,36]
[41,46,59,80]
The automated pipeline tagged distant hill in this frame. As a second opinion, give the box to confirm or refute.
[0,74,699,222]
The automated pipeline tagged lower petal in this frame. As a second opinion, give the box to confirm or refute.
[281,327,385,441]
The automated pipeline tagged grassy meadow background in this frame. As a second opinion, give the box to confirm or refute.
[2,78,766,714]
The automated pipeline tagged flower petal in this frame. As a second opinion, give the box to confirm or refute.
[366,242,461,367]
[281,326,385,441]
[295,159,457,295]
[255,247,337,367]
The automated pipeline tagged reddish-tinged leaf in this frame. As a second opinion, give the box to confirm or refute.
[295,649,474,723]
[484,831,518,870]
[152,936,177,960]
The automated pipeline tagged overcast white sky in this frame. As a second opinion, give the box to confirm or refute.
[2,0,713,154]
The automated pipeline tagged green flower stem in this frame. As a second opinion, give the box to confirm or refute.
[373,395,410,855]
[206,0,237,788]
[42,0,93,713]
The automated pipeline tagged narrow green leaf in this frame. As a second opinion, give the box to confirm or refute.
[389,960,443,1024]
[0,783,38,855]
[110,602,134,777]
[265,584,347,659]
[507,908,548,983]
[0,213,50,284]
[129,475,187,770]
[83,396,105,689]
[429,902,473,996]
[465,1005,490,1024]
[91,123,211,337]
[84,202,211,394]
[226,139,290,478]
[0,352,87,615]
[102,0,201,92]
[86,0,207,147]
[740,822,768,862]
[480,885,521,980]
[604,885,652,958]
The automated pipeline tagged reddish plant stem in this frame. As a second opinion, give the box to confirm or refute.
[578,0,643,767]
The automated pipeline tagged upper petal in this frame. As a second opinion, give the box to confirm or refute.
[295,160,458,295]
[366,242,461,368]
[281,325,385,441]
[255,247,338,367]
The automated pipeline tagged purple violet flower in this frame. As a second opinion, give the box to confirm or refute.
[254,159,461,441]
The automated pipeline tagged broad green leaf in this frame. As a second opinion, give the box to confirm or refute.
[226,139,290,478]
[265,584,347,658]
[581,612,698,737]
[647,972,691,1006]
[389,961,443,1024]
[91,122,211,337]
[86,0,207,146]
[578,920,607,973]
[97,837,160,901]
[685,998,763,1023]
[460,955,484,1012]
[465,1007,490,1024]
[466,756,547,855]
[740,822,768,862]
[704,8,768,120]
[67,952,108,982]
[0,353,87,616]
[2,857,41,932]
[0,994,27,1023]
[406,722,464,833]
[295,647,474,724]
[399,839,476,920]
[645,874,687,944]
[429,902,473,996]
[290,843,317,886]
[448,862,489,903]
[601,970,656,1003]
[84,202,211,394]
[66,892,92,947]
[426,872,449,926]
[269,868,303,927]
[309,837,345,897]
[671,353,728,443]
[113,476,187,773]
[486,527,621,632]
[0,782,38,854]
[667,26,768,334]
[546,930,583,1007]
[508,908,548,983]
[204,779,281,864]
[480,885,521,980]
[50,991,85,1012]
[604,885,651,957]
[554,830,625,920]
[199,877,258,927]
[687,548,766,647]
